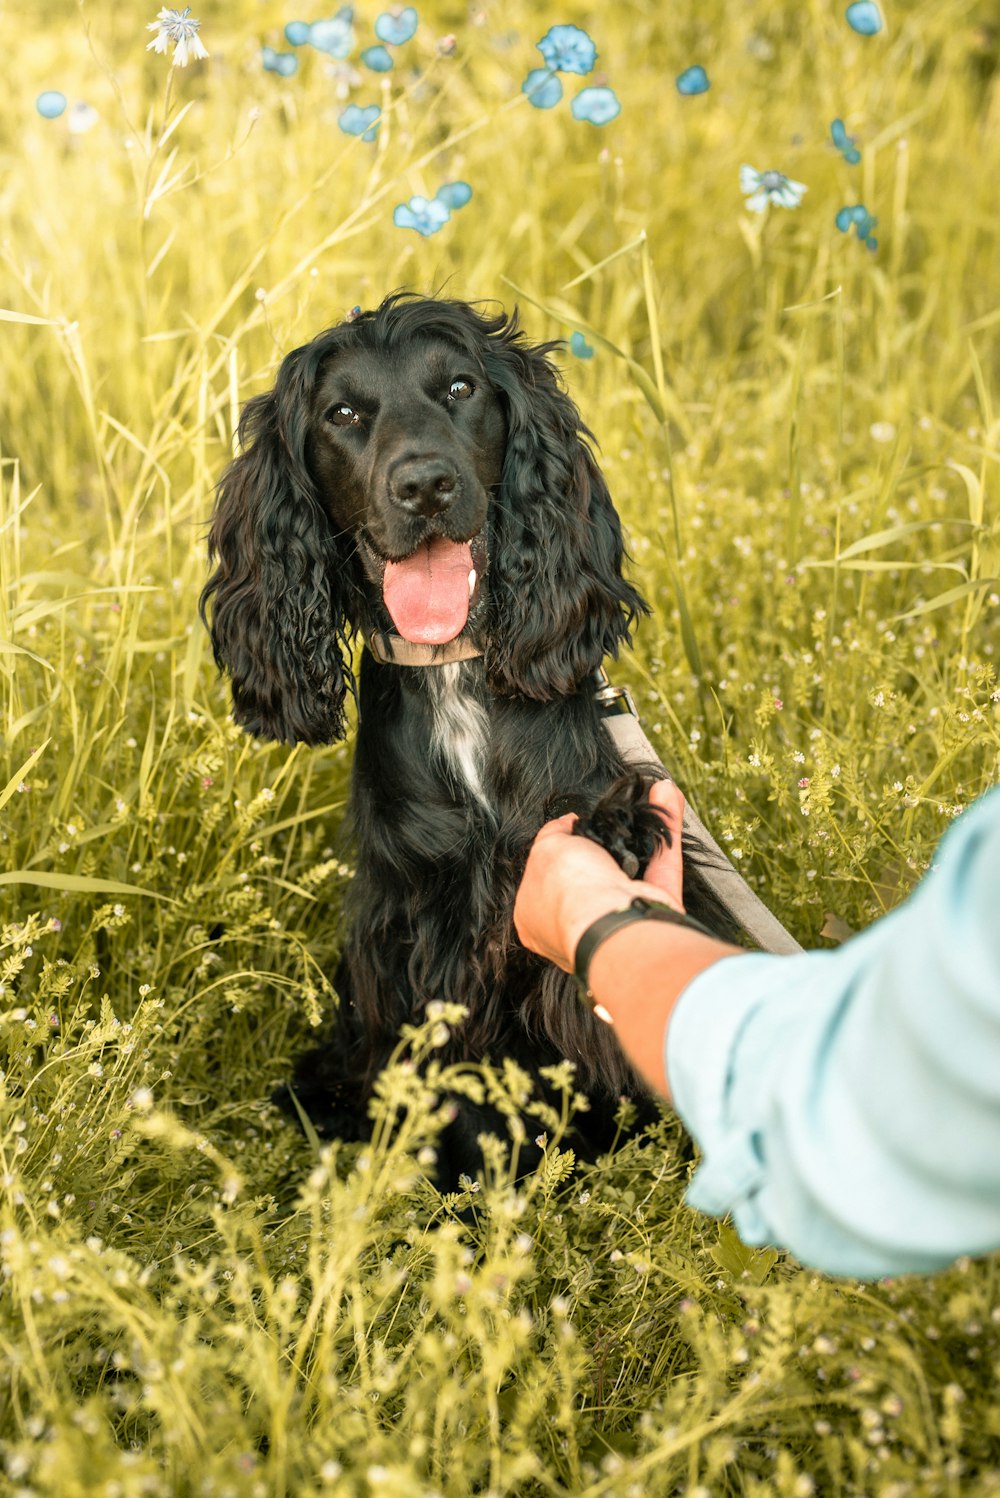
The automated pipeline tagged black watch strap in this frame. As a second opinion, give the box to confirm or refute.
[573,896,716,1005]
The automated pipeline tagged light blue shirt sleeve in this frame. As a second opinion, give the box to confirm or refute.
[666,785,1000,1278]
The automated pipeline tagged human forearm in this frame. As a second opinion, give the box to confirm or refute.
[580,917,742,1096]
[517,778,1000,1277]
[671,787,1000,1275]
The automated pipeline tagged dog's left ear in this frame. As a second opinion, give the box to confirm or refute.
[483,328,649,700]
[200,343,354,745]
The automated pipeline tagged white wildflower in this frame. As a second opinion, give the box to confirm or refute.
[147,8,209,66]
[67,102,100,135]
[740,165,807,212]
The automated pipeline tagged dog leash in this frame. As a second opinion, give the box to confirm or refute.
[593,667,803,955]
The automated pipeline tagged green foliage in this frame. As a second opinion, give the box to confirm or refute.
[1,0,999,1492]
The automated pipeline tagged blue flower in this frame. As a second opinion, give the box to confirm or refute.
[522,67,563,108]
[435,180,472,210]
[393,195,450,236]
[309,15,354,58]
[536,24,597,75]
[836,203,878,249]
[339,104,380,141]
[375,7,418,46]
[571,85,620,126]
[36,90,67,119]
[361,44,394,71]
[831,118,861,164]
[569,331,594,359]
[845,2,883,35]
[262,47,298,76]
[676,65,710,96]
[284,20,311,46]
[740,165,807,212]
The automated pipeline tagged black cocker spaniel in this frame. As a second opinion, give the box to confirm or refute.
[201,292,724,1180]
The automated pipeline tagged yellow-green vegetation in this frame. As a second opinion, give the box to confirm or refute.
[2,1,999,1493]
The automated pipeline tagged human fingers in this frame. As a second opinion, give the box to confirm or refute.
[642,780,687,911]
[530,811,578,843]
[515,814,635,968]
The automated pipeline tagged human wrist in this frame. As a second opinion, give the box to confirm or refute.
[557,877,639,971]
[573,896,720,1002]
[583,918,737,1097]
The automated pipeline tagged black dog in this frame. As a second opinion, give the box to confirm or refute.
[201,293,724,1179]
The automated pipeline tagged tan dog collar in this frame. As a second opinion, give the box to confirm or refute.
[364,632,484,667]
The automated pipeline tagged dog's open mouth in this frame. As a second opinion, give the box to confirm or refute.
[363,532,487,645]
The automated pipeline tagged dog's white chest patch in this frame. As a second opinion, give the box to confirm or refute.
[425,663,489,802]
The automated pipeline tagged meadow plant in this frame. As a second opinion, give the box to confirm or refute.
[1,0,999,1492]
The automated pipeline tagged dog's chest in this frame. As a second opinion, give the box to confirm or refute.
[423,662,490,802]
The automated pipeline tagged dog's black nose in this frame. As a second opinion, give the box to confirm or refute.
[389,455,458,518]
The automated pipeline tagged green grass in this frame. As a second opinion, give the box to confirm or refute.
[1,1,999,1492]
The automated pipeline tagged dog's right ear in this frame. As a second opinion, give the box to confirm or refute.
[200,349,353,745]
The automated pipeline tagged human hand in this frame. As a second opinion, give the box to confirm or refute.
[513,780,687,972]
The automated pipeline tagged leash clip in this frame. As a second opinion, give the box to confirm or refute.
[592,664,638,719]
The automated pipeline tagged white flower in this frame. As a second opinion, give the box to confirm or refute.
[146,8,209,66]
[67,102,100,135]
[740,164,807,212]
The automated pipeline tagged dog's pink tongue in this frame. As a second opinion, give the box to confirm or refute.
[382,537,473,644]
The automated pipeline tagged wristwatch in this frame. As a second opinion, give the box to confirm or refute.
[573,895,717,1008]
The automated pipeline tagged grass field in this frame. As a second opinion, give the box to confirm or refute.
[1,1,999,1493]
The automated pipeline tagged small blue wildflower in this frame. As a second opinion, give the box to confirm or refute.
[537,24,597,75]
[361,44,394,71]
[36,90,68,119]
[522,68,563,108]
[393,195,450,236]
[339,104,380,141]
[571,85,621,126]
[569,331,594,359]
[285,21,311,46]
[146,7,209,66]
[310,15,354,58]
[375,7,418,46]
[845,2,883,35]
[676,65,710,96]
[740,164,807,212]
[835,203,878,249]
[830,118,861,164]
[436,181,472,210]
[262,47,298,76]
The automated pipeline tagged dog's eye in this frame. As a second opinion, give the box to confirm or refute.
[327,403,360,427]
[447,379,474,402]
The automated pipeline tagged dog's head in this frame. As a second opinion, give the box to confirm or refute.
[201,293,647,744]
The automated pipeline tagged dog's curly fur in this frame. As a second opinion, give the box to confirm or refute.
[201,292,726,1179]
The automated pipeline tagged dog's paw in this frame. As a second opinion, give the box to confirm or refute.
[568,771,672,880]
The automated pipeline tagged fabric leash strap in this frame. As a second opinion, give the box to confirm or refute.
[594,668,803,956]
